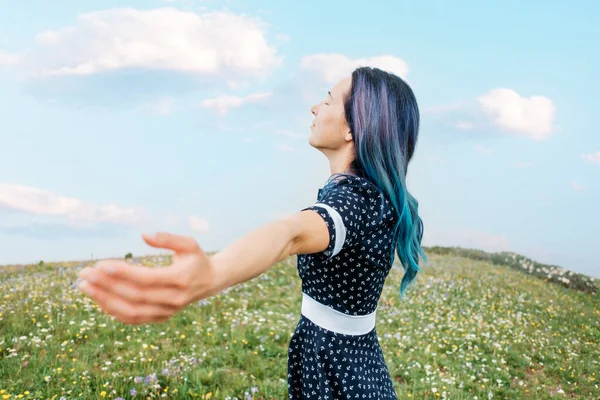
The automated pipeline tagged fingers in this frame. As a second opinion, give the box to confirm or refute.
[142,232,201,254]
[89,259,183,288]
[79,267,188,309]
[78,280,175,325]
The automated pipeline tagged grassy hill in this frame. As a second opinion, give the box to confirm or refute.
[0,247,598,399]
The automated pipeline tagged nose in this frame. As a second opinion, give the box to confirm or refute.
[311,104,318,116]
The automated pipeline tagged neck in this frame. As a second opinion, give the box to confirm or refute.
[327,147,355,176]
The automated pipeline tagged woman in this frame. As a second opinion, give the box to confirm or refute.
[77,66,427,399]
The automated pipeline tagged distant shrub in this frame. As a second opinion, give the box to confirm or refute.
[125,253,133,260]
[424,246,598,295]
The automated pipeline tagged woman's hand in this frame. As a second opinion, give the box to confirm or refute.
[77,232,218,325]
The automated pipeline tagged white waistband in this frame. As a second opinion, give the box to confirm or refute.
[301,292,376,335]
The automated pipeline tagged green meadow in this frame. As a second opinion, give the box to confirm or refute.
[1,248,598,399]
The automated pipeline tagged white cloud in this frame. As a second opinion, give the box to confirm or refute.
[475,144,492,156]
[571,181,587,192]
[276,144,294,152]
[477,88,556,140]
[149,97,175,115]
[0,183,144,226]
[200,91,271,116]
[11,8,281,79]
[300,54,409,84]
[456,121,475,129]
[582,151,600,165]
[188,215,210,232]
[0,52,19,67]
[241,137,260,143]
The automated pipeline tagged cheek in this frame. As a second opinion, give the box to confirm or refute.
[315,107,346,137]
[317,108,337,127]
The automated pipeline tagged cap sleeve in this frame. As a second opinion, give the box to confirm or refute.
[301,177,385,259]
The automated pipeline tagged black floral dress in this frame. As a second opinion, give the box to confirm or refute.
[287,174,399,399]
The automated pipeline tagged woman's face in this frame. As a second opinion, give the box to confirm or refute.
[309,76,353,150]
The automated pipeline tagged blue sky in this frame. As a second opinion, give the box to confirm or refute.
[0,0,598,278]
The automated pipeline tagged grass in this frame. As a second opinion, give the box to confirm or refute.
[0,247,599,399]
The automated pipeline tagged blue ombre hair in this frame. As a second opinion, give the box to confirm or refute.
[332,66,428,299]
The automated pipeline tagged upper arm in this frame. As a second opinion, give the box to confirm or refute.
[283,210,331,257]
[285,180,384,259]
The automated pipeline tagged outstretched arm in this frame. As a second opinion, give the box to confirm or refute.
[209,210,330,295]
[77,209,330,325]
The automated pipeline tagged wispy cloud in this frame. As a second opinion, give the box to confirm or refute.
[300,53,409,84]
[0,182,144,227]
[571,181,588,192]
[582,151,600,166]
[188,215,210,232]
[0,52,20,68]
[200,92,272,116]
[0,222,126,239]
[147,97,175,115]
[456,121,475,129]
[475,144,492,156]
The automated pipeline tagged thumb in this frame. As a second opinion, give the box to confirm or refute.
[142,232,201,254]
